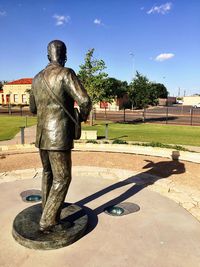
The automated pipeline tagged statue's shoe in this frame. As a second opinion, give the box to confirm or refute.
[39,223,57,234]
[39,221,72,234]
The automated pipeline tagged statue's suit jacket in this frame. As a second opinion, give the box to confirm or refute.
[30,62,91,151]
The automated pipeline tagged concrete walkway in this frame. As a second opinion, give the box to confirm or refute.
[0,125,36,146]
[1,167,200,267]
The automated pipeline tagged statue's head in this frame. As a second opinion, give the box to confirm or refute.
[47,40,67,66]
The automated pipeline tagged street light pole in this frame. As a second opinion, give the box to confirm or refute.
[129,52,135,81]
[8,90,12,115]
[162,76,166,85]
[129,52,135,111]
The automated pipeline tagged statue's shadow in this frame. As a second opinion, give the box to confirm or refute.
[74,156,185,237]
[61,203,98,236]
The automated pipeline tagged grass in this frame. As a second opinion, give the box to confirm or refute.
[0,116,200,147]
[82,121,200,147]
[0,116,37,141]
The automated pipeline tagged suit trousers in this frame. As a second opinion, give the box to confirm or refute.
[39,149,72,228]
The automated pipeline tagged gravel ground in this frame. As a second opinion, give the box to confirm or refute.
[0,151,199,191]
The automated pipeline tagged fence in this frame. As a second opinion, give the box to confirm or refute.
[95,106,200,126]
[0,105,34,116]
[1,105,200,126]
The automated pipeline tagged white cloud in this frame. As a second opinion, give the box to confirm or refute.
[94,18,103,25]
[53,14,70,26]
[147,2,172,15]
[155,53,175,62]
[0,10,7,16]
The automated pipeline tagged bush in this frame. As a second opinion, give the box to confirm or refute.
[112,139,128,144]
[133,141,188,151]
[86,140,98,144]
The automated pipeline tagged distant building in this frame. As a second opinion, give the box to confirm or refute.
[0,77,129,110]
[183,96,200,106]
[94,94,130,111]
[0,78,32,105]
[158,97,176,106]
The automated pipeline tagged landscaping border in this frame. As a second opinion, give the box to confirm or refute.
[0,143,199,163]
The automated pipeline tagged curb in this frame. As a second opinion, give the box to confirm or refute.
[0,143,200,163]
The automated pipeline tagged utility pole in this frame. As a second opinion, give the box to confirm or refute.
[178,87,180,97]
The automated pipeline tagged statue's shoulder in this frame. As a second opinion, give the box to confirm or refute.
[33,70,44,83]
[62,67,77,77]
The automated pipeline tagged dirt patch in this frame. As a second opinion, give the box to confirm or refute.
[0,151,199,191]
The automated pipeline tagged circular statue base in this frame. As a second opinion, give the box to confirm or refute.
[12,203,88,250]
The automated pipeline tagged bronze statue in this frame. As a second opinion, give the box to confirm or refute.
[30,40,91,232]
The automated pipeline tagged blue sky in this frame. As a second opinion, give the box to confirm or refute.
[0,0,199,96]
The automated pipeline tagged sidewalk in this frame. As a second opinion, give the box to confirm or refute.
[0,125,36,146]
[1,126,200,222]
[1,127,200,266]
[1,166,200,267]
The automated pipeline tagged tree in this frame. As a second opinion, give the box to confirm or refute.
[99,77,129,116]
[78,48,108,104]
[78,48,108,125]
[0,80,7,92]
[101,77,128,101]
[128,72,169,109]
[128,71,151,109]
[149,82,168,105]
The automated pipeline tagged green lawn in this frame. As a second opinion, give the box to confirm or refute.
[83,121,200,146]
[0,116,200,147]
[0,116,37,141]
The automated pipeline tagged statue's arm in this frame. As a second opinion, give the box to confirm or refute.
[29,84,37,114]
[64,69,92,121]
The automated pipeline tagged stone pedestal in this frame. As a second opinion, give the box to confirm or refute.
[12,203,88,250]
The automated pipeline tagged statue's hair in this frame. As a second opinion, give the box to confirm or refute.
[47,40,67,62]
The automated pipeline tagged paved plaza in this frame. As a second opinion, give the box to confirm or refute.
[0,126,200,266]
[1,166,200,267]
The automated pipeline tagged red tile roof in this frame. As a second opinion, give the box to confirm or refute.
[6,78,33,85]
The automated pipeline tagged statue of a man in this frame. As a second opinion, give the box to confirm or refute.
[30,40,91,232]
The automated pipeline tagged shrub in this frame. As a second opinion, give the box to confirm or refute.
[133,141,189,151]
[86,140,98,144]
[112,139,128,144]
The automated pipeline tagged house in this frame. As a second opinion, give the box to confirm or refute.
[0,78,32,105]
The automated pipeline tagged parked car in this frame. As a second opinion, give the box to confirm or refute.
[192,103,200,108]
